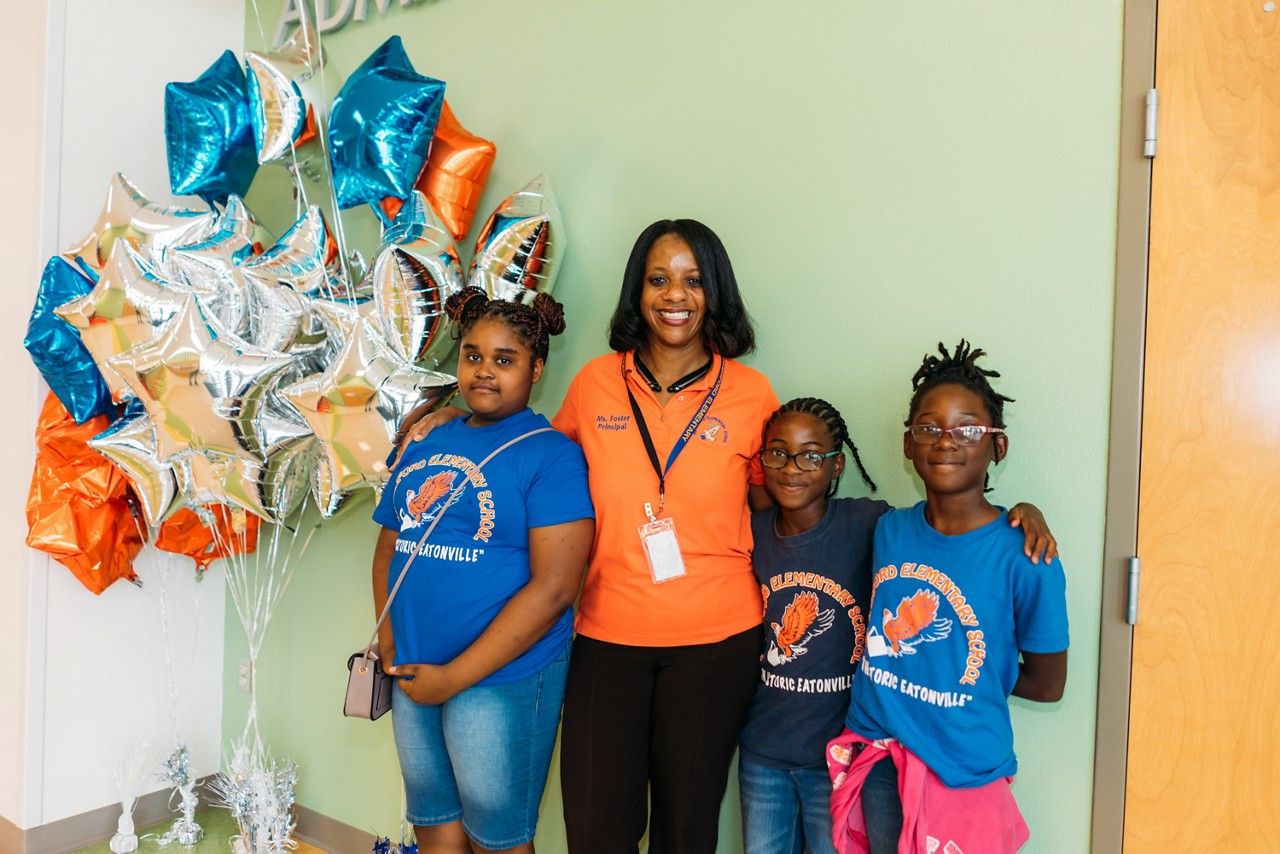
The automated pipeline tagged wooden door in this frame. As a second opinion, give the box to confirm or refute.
[1125,0,1280,848]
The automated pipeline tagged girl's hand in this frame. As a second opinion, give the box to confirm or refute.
[389,405,467,468]
[389,662,460,706]
[1008,503,1058,565]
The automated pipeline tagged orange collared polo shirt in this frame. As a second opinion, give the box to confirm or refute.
[553,351,780,647]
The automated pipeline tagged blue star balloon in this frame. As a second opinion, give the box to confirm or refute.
[327,36,445,210]
[25,257,115,424]
[165,50,260,206]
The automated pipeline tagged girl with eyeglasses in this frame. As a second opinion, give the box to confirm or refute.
[739,396,1056,854]
[829,341,1069,853]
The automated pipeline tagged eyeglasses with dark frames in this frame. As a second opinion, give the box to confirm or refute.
[759,448,840,472]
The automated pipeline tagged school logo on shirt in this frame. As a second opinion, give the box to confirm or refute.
[862,561,989,697]
[697,416,727,442]
[401,471,457,529]
[766,591,835,666]
[864,589,952,657]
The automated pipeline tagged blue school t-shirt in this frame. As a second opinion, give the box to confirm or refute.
[844,502,1068,788]
[739,497,892,769]
[372,407,593,686]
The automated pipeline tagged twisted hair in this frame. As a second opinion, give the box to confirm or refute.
[906,339,1013,427]
[906,339,1013,491]
[444,286,566,362]
[763,397,877,497]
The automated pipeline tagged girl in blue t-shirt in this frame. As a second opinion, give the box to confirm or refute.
[371,287,595,854]
[739,397,1057,854]
[838,341,1069,853]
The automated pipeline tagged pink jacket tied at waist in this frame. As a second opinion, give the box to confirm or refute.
[826,728,1030,854]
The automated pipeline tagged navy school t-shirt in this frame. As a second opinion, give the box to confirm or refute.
[739,496,892,769]
[372,407,594,686]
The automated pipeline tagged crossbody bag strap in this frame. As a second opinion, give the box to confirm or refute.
[361,426,553,664]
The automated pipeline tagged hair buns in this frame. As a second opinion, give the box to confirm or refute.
[529,292,566,337]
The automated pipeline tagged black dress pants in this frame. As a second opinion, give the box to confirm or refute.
[559,625,763,854]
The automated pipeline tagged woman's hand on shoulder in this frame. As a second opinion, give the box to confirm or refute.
[388,662,460,706]
[1008,503,1058,565]
[390,404,467,468]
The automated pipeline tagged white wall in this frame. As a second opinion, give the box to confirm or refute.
[1,0,244,828]
[0,0,50,828]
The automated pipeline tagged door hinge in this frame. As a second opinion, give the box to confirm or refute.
[1126,556,1141,624]
[1144,89,1158,159]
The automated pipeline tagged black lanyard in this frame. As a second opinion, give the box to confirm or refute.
[624,354,725,517]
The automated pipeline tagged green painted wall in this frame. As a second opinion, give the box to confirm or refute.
[229,2,1122,850]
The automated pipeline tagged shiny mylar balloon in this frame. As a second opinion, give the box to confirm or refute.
[25,256,115,423]
[468,175,565,303]
[327,36,445,210]
[165,50,260,206]
[89,401,180,528]
[60,173,210,275]
[26,394,143,595]
[241,207,348,299]
[280,312,455,516]
[372,191,463,370]
[156,505,259,574]
[245,20,323,164]
[55,240,187,402]
[107,296,296,462]
[413,100,496,242]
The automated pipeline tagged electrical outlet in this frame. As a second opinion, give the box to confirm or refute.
[237,657,252,694]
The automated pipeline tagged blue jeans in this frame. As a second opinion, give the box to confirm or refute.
[391,639,570,849]
[739,757,837,854]
[859,754,903,854]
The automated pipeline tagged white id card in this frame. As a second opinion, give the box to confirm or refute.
[638,516,687,584]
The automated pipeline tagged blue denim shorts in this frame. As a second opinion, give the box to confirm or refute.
[391,640,570,849]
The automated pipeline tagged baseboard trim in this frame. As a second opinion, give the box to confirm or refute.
[2,789,369,854]
[294,804,376,854]
[9,778,211,854]
[0,812,24,854]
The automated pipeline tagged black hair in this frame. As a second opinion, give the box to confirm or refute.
[444,286,566,363]
[607,219,757,358]
[763,397,877,497]
[905,339,1013,490]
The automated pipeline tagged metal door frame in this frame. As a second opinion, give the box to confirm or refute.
[1092,0,1157,850]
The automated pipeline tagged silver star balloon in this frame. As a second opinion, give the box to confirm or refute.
[89,405,182,528]
[54,240,188,401]
[280,311,454,517]
[107,295,297,463]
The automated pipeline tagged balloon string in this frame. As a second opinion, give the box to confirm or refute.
[211,491,317,754]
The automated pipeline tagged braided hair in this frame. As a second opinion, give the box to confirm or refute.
[763,397,877,497]
[444,287,567,362]
[906,339,1013,489]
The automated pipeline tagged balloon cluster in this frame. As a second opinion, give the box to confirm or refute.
[24,26,567,593]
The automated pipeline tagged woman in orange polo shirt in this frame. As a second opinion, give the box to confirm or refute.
[396,219,777,853]
[553,219,777,853]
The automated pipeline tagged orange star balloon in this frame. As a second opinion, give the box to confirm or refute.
[155,505,260,575]
[382,100,496,243]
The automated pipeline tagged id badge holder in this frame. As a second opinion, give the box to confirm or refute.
[638,503,686,584]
